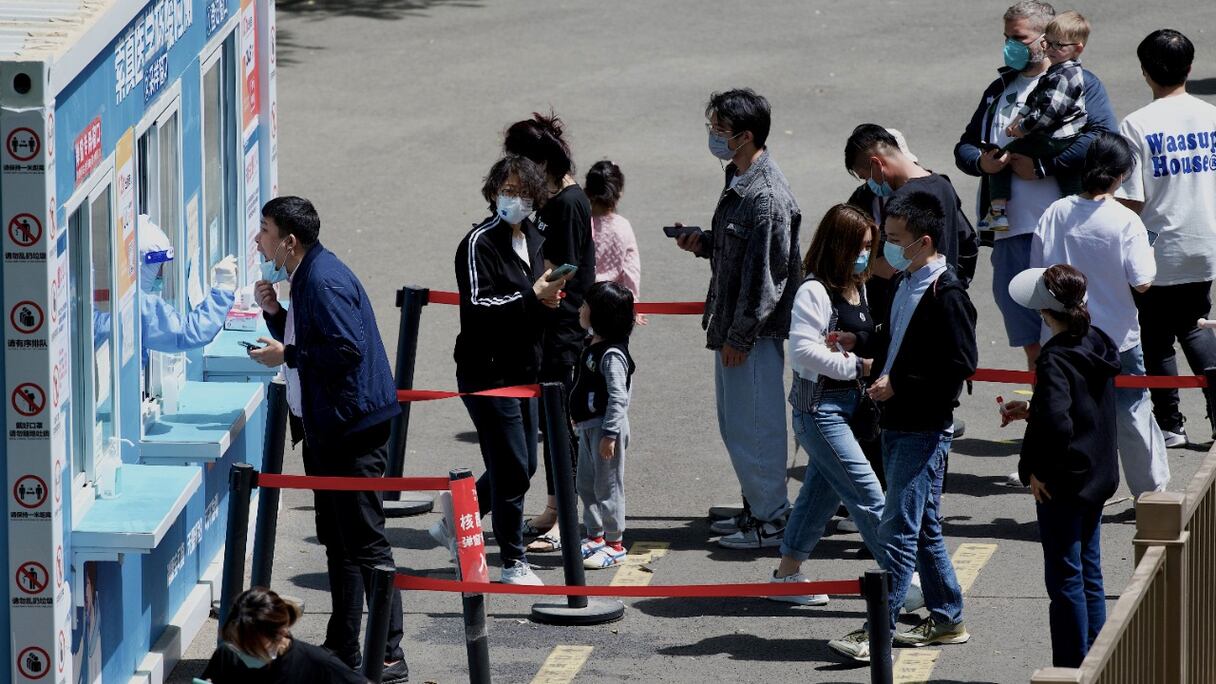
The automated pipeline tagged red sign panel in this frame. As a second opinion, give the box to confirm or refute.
[73,117,102,187]
[449,477,489,583]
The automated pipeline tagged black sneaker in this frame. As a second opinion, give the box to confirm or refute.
[381,659,410,683]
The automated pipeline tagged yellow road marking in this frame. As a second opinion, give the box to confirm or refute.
[530,645,593,684]
[952,542,998,594]
[609,541,670,587]
[1014,389,1034,396]
[893,649,941,683]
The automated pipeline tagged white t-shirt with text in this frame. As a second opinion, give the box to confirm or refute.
[1116,93,1216,285]
[1031,195,1156,351]
[990,73,1063,239]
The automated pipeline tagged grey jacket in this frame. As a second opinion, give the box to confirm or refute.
[696,151,802,351]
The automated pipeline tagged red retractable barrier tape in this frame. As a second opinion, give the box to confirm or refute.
[394,573,862,598]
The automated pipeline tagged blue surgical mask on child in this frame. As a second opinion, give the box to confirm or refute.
[496,195,533,225]
[260,240,289,284]
[853,251,870,274]
[883,239,925,272]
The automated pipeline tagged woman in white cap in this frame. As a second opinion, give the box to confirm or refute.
[1000,263,1119,668]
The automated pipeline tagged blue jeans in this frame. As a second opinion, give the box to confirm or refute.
[879,430,964,629]
[713,337,789,522]
[1036,497,1105,668]
[782,390,886,563]
[1115,345,1169,496]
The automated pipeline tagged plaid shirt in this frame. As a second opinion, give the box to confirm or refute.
[1018,60,1088,138]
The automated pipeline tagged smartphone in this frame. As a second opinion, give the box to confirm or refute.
[238,340,262,351]
[546,263,578,282]
[996,395,1006,414]
[663,225,701,238]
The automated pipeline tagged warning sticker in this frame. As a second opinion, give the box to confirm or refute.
[13,475,47,510]
[11,383,46,417]
[15,561,49,595]
[17,645,49,679]
[8,214,42,248]
[6,127,40,162]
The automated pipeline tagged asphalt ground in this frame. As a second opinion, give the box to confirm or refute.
[171,1,1216,682]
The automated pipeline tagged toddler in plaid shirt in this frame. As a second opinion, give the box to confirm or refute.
[985,11,1090,230]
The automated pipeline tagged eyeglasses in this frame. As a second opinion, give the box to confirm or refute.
[1045,40,1079,50]
[705,122,733,137]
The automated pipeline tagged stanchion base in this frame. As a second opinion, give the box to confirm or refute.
[384,494,434,518]
[530,598,625,626]
[708,503,744,521]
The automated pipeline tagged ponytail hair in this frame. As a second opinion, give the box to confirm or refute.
[1042,264,1091,337]
[584,160,624,213]
[221,587,302,660]
[504,111,574,184]
[1080,132,1135,195]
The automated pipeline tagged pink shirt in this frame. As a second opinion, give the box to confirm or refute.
[591,212,641,300]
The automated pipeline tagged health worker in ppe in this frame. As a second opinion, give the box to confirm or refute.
[94,215,238,354]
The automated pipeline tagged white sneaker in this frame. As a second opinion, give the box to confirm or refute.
[427,492,457,564]
[836,517,859,534]
[768,571,829,606]
[718,519,785,549]
[500,561,544,586]
[1004,470,1027,488]
[710,513,747,535]
[1162,427,1187,448]
[904,573,925,612]
[827,627,870,662]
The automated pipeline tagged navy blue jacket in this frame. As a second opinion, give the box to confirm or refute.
[954,66,1116,220]
[265,243,400,448]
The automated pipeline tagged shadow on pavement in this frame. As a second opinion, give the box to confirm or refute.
[950,437,1021,458]
[944,472,1025,497]
[277,0,484,21]
[942,516,1040,542]
[632,595,864,621]
[656,634,848,664]
[1190,77,1216,95]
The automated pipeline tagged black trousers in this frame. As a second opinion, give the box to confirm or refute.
[1133,282,1216,434]
[462,395,539,566]
[300,420,404,667]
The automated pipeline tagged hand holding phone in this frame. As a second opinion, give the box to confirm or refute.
[238,340,263,352]
[546,263,578,282]
[664,225,701,239]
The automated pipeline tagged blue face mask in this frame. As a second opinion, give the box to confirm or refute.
[496,195,532,225]
[148,275,165,294]
[236,650,271,669]
[883,239,924,272]
[708,130,742,161]
[260,240,288,284]
[865,160,894,197]
[853,251,870,274]
[1004,36,1032,70]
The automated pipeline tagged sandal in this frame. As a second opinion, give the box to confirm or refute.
[522,506,557,538]
[527,529,562,553]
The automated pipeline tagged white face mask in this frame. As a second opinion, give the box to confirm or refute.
[496,195,533,225]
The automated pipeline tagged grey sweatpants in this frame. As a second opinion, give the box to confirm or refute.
[575,420,629,542]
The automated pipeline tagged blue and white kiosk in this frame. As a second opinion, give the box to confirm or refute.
[1,0,280,681]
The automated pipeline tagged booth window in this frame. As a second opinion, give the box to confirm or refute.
[136,106,182,309]
[69,184,119,482]
[202,37,238,279]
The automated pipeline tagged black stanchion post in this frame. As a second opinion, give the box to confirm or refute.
[530,382,624,626]
[450,467,492,684]
[251,379,287,589]
[361,565,396,684]
[385,285,434,517]
[863,568,893,684]
[218,463,257,635]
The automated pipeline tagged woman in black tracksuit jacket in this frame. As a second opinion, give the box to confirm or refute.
[453,155,568,584]
[1002,264,1120,669]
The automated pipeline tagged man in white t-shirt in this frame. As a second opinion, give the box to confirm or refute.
[1117,29,1216,446]
[954,1,1116,369]
[1032,132,1169,496]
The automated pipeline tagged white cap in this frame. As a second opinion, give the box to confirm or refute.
[1008,267,1086,313]
[886,128,918,164]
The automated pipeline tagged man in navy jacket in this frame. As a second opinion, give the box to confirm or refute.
[250,196,408,683]
[953,0,1115,370]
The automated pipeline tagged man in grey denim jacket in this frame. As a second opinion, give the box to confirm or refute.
[675,88,802,549]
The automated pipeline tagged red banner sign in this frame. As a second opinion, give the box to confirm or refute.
[73,117,102,187]
[449,477,489,584]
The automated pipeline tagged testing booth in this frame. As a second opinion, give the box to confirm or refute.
[1,0,279,681]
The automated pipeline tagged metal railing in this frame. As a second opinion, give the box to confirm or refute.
[1030,446,1216,683]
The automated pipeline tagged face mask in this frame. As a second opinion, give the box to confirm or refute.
[883,239,924,272]
[708,130,743,161]
[260,240,289,284]
[1003,35,1043,70]
[234,649,273,669]
[496,195,532,225]
[148,275,165,294]
[853,251,870,274]
[865,161,894,197]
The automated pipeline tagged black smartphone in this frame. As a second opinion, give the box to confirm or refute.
[979,141,1004,153]
[546,263,578,282]
[238,340,262,351]
[663,225,701,238]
